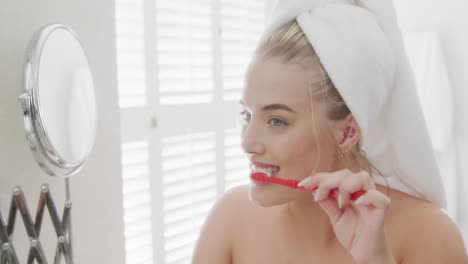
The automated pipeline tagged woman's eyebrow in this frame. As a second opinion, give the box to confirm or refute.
[239,100,295,113]
[261,103,296,113]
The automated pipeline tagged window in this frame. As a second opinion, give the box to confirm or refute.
[115,0,269,263]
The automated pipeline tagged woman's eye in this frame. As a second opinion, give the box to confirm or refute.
[269,118,288,127]
[239,111,287,127]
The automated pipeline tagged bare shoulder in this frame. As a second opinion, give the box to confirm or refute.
[192,185,252,264]
[382,186,468,263]
[206,184,254,223]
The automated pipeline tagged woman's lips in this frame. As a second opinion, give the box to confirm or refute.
[251,161,278,168]
[249,161,280,186]
[250,163,280,177]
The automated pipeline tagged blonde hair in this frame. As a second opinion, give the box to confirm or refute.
[256,19,386,181]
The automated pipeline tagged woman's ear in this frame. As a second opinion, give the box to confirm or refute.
[335,114,360,149]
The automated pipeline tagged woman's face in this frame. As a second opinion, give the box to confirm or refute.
[241,56,338,207]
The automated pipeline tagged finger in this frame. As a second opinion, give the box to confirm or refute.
[338,170,375,208]
[297,174,320,191]
[314,169,352,202]
[297,170,335,191]
[317,197,342,224]
[353,189,391,210]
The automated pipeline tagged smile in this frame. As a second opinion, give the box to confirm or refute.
[250,164,280,177]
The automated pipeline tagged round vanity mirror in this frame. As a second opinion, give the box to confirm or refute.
[19,24,97,177]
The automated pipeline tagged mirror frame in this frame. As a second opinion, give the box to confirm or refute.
[18,24,96,177]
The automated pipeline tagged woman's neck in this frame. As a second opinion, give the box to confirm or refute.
[280,195,338,246]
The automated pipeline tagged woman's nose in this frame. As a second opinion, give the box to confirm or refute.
[241,123,265,155]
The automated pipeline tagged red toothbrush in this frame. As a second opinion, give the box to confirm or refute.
[251,172,366,201]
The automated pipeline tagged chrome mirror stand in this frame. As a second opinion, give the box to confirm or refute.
[0,184,73,264]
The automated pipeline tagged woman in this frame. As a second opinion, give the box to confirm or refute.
[193,0,468,263]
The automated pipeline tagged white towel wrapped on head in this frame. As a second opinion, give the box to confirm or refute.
[261,0,446,208]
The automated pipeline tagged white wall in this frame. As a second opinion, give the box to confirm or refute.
[0,0,125,263]
[394,0,468,237]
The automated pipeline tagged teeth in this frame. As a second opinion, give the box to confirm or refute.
[251,165,279,177]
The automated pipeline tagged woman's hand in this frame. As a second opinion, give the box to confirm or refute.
[298,169,396,264]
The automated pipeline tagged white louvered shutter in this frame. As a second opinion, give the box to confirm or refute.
[116,0,147,108]
[116,0,269,263]
[116,0,154,263]
[157,0,214,105]
[155,1,218,263]
[221,0,266,187]
[224,128,249,189]
[221,0,266,100]
[121,142,153,264]
[160,133,217,263]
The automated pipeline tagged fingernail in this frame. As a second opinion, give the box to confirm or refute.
[313,189,320,202]
[298,177,312,187]
[338,194,343,209]
[354,195,365,205]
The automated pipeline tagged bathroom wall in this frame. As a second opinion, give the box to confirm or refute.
[394,0,468,239]
[0,0,125,263]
